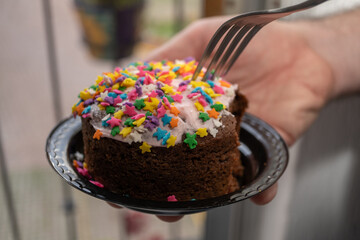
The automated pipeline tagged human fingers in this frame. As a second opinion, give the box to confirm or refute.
[107,202,122,208]
[146,16,231,61]
[250,182,278,205]
[156,215,184,222]
[107,202,184,222]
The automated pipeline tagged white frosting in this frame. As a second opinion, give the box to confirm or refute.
[86,75,237,147]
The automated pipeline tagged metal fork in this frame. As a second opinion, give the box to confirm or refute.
[193,0,329,81]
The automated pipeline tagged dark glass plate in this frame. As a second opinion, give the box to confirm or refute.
[46,113,288,215]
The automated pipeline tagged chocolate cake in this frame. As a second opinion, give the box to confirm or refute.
[72,59,247,201]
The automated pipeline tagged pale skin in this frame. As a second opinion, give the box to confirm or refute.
[111,9,360,222]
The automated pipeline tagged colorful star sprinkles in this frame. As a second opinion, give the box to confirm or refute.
[93,129,103,140]
[184,133,197,149]
[199,112,210,122]
[72,59,237,150]
[140,142,152,154]
[196,128,208,138]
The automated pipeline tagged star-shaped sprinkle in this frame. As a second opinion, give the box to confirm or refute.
[111,126,120,136]
[120,93,128,100]
[199,112,210,122]
[167,195,177,202]
[104,96,114,105]
[98,104,105,111]
[155,89,164,97]
[98,85,106,93]
[113,89,123,94]
[134,99,145,110]
[198,96,208,107]
[165,95,174,103]
[133,117,146,127]
[129,131,142,143]
[166,135,177,148]
[149,97,160,107]
[177,85,187,92]
[153,128,168,140]
[147,115,159,126]
[194,101,204,112]
[162,132,171,145]
[211,103,224,111]
[144,120,156,131]
[170,118,178,128]
[184,133,197,149]
[202,92,213,104]
[206,80,215,88]
[120,127,132,138]
[84,99,94,106]
[219,80,231,88]
[143,101,155,112]
[122,78,136,87]
[188,92,200,99]
[140,142,152,154]
[213,119,223,127]
[111,83,120,90]
[82,106,91,114]
[127,89,138,101]
[108,92,117,98]
[134,125,147,134]
[145,111,152,117]
[204,87,220,98]
[100,102,110,107]
[213,85,225,94]
[132,114,146,120]
[101,119,110,127]
[76,102,85,115]
[161,84,174,94]
[114,110,124,119]
[80,91,92,100]
[93,129,102,140]
[124,105,137,116]
[144,74,154,85]
[157,105,166,118]
[72,103,77,113]
[196,128,208,137]
[100,91,108,100]
[106,117,121,128]
[135,85,142,96]
[172,94,183,103]
[207,108,220,119]
[209,127,218,137]
[147,90,157,98]
[161,114,172,126]
[162,97,171,109]
[124,118,135,127]
[170,106,180,116]
[82,113,90,118]
[106,106,115,114]
[114,96,123,106]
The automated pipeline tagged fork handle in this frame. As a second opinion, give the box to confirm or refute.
[232,0,329,24]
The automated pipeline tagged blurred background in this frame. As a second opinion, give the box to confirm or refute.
[1,0,360,240]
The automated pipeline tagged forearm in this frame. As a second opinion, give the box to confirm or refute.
[296,8,360,98]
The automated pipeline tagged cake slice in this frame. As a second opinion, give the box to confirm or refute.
[73,59,247,201]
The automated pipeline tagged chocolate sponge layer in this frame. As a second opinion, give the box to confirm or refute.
[82,91,248,201]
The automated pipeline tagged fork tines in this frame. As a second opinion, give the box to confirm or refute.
[193,22,264,82]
